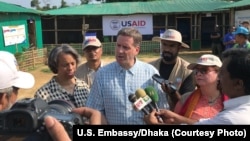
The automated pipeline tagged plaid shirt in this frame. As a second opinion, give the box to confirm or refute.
[86,59,169,124]
[34,76,90,108]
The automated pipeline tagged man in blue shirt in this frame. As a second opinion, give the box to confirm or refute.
[86,27,169,124]
[223,26,235,50]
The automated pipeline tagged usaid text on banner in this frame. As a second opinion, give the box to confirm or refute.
[102,14,153,36]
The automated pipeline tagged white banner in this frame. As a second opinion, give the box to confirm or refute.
[102,14,153,36]
[2,25,26,46]
[235,10,250,29]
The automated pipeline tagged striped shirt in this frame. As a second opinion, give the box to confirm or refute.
[86,58,169,124]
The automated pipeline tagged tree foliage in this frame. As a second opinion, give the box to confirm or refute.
[80,0,89,4]
[30,0,69,10]
[30,0,159,10]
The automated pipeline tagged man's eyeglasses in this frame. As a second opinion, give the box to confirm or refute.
[194,68,216,75]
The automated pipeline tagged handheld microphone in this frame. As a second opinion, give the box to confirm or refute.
[144,86,164,123]
[128,93,149,115]
[135,88,154,112]
[144,86,160,111]
[128,94,137,103]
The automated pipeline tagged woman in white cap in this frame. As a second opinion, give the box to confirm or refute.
[173,54,228,120]
[145,49,250,125]
[144,54,229,124]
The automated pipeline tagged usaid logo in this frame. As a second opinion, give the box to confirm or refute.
[110,20,120,30]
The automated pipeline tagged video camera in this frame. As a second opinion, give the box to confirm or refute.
[0,98,83,140]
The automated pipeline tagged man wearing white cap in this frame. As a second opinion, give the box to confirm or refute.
[0,51,35,140]
[0,51,35,111]
[150,29,195,110]
[75,37,105,87]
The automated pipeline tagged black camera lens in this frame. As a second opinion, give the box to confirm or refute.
[0,98,83,141]
[48,99,76,114]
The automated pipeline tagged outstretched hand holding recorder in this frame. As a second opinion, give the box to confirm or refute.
[152,74,181,110]
[152,74,177,94]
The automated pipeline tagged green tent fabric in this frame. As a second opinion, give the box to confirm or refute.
[44,0,230,16]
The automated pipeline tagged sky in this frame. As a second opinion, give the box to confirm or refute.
[0,0,81,9]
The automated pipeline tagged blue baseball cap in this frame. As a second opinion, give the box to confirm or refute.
[233,26,249,35]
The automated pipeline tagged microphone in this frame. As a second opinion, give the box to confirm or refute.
[144,86,164,123]
[128,94,137,103]
[135,88,154,112]
[128,93,150,115]
[144,86,160,112]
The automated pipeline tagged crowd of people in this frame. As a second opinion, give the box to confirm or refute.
[212,21,250,59]
[0,26,250,140]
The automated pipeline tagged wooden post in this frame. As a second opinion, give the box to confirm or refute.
[16,43,18,53]
[32,49,35,69]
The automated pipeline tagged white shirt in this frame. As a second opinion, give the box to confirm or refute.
[195,95,250,124]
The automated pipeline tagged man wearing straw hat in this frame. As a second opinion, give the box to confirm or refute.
[150,29,195,110]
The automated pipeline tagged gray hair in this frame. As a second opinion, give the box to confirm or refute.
[48,44,81,74]
[117,27,142,47]
[0,87,13,99]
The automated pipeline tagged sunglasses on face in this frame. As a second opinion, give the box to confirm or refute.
[194,68,216,75]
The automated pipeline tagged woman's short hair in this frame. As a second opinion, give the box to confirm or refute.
[48,44,81,74]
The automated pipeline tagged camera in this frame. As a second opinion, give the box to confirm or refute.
[0,98,83,140]
[152,74,177,92]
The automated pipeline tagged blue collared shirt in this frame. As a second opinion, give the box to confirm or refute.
[86,58,169,124]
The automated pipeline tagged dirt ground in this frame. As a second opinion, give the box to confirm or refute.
[18,49,211,100]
